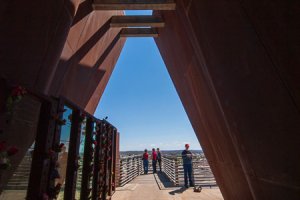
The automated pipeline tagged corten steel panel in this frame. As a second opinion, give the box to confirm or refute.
[50,8,126,114]
[0,0,125,114]
[0,0,80,92]
[239,1,300,111]
[155,7,252,200]
[155,0,300,199]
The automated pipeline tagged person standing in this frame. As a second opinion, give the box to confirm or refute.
[151,148,157,173]
[156,148,162,172]
[142,149,149,174]
[182,144,194,188]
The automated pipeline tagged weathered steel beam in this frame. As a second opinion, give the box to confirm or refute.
[111,15,165,28]
[120,28,159,37]
[93,0,176,10]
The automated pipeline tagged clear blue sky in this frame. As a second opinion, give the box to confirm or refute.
[94,11,201,151]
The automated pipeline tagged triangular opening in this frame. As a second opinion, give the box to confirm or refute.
[95,37,201,152]
[94,10,221,200]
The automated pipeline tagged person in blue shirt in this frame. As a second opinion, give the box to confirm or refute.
[156,148,162,172]
[181,144,194,188]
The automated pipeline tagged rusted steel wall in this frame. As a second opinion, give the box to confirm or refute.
[50,5,126,113]
[0,0,125,114]
[0,0,79,92]
[155,0,300,199]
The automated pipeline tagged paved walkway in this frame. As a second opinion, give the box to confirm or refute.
[112,173,224,200]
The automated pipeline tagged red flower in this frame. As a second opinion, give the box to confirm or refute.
[59,143,65,148]
[14,86,26,96]
[7,146,18,156]
[11,86,23,96]
[93,141,97,146]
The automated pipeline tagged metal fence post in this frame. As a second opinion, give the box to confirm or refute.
[175,158,179,186]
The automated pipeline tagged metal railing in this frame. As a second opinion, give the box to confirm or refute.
[119,156,142,186]
[118,155,217,187]
[161,156,178,184]
[3,148,35,191]
[162,155,217,187]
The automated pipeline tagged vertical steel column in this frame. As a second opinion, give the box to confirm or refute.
[101,124,109,200]
[111,129,117,193]
[92,121,101,200]
[80,117,94,200]
[64,109,82,199]
[110,128,117,195]
[27,99,57,199]
[175,158,179,186]
[115,132,120,187]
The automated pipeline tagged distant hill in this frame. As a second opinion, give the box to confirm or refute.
[120,150,203,157]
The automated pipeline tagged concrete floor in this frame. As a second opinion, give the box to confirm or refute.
[112,174,224,200]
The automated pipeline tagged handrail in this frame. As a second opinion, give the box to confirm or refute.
[118,155,217,187]
[162,156,217,187]
[161,157,178,184]
[119,155,142,186]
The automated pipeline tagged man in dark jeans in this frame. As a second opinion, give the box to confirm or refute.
[142,149,149,174]
[181,144,194,188]
[151,148,157,173]
[156,148,162,172]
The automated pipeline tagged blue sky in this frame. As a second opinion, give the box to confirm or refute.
[94,11,201,151]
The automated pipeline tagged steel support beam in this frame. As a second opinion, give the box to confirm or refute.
[120,28,159,37]
[93,0,176,10]
[111,15,165,28]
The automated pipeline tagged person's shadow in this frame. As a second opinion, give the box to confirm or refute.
[169,187,187,195]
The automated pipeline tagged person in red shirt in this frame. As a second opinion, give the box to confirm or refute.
[182,144,194,188]
[152,148,157,173]
[142,149,149,174]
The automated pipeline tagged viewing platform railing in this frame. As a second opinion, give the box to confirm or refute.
[119,155,217,187]
[161,156,178,184]
[162,156,217,186]
[119,156,142,186]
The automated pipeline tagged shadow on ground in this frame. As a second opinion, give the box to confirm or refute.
[169,187,187,195]
[155,172,175,188]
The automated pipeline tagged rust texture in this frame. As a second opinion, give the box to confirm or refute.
[155,0,300,199]
[50,7,126,113]
[0,0,126,114]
